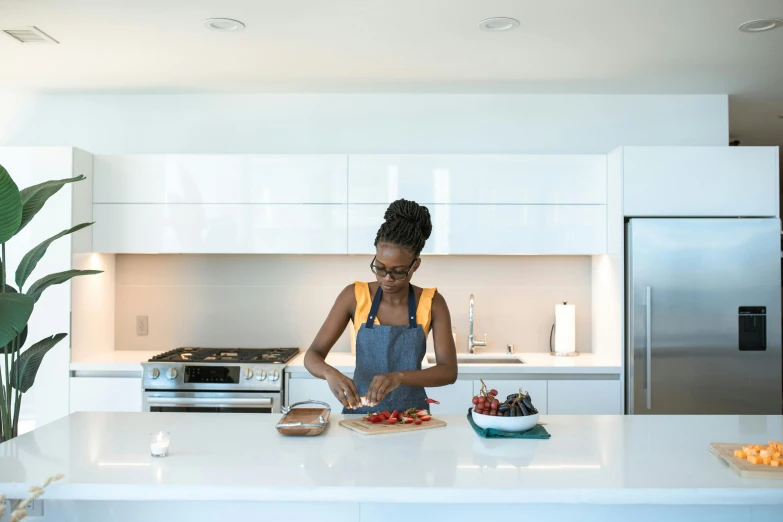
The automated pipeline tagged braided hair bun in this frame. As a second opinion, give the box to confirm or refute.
[374,199,432,256]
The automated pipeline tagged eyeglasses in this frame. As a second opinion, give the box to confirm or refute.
[370,256,418,281]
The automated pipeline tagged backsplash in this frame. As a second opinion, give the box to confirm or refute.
[114,255,592,354]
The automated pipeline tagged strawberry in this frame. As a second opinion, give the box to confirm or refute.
[390,410,399,419]
[386,418,397,425]
[426,398,440,404]
[403,417,414,424]
[382,410,391,418]
[419,415,432,422]
[369,414,380,423]
[416,409,429,416]
[414,418,423,425]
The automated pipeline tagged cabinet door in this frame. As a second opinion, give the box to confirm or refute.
[622,146,779,217]
[286,377,344,412]
[94,154,348,204]
[348,154,606,204]
[547,379,622,414]
[70,377,142,413]
[424,380,474,415]
[349,204,605,255]
[93,204,347,253]
[473,380,548,414]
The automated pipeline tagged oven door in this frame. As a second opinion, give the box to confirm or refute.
[143,391,280,413]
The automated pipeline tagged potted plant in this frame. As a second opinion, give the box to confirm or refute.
[0,163,102,442]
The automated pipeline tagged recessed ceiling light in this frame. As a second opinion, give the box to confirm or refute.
[478,17,520,32]
[203,18,245,32]
[738,18,783,33]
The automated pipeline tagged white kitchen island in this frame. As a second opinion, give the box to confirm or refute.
[1,412,781,522]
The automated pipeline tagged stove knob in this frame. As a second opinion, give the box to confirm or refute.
[166,368,178,380]
[255,370,267,381]
[148,368,160,380]
[270,370,280,381]
[244,368,254,380]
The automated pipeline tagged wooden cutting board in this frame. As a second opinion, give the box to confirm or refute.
[339,417,446,435]
[710,443,783,479]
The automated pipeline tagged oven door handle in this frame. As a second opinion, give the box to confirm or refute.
[146,397,273,408]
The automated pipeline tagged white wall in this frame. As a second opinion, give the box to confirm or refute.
[113,254,593,355]
[0,94,727,153]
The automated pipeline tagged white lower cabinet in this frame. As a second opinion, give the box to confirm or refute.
[286,376,346,412]
[547,379,623,414]
[425,380,474,415]
[70,377,142,413]
[473,379,548,414]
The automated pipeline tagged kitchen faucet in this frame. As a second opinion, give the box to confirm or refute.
[468,294,487,354]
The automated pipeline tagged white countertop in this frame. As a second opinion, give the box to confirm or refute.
[70,350,621,375]
[70,351,159,372]
[285,351,622,375]
[1,412,781,505]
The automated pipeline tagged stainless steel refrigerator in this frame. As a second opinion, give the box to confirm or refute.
[626,218,782,414]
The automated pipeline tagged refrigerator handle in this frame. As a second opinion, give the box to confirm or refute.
[645,285,652,410]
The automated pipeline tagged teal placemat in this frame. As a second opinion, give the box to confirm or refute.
[467,408,551,439]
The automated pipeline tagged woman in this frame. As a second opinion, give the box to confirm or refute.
[304,199,458,413]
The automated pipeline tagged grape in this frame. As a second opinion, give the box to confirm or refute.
[472,396,479,405]
[492,399,500,409]
[489,389,498,396]
[478,395,486,403]
[490,410,497,416]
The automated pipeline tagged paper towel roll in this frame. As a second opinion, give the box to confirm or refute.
[554,303,576,354]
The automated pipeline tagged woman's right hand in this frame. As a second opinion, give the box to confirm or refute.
[324,368,361,409]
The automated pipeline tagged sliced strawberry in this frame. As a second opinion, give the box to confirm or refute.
[414,418,423,425]
[403,417,414,424]
[426,398,440,404]
[390,410,399,419]
[369,414,380,423]
[386,418,397,425]
[416,409,429,416]
[419,415,432,422]
[382,410,391,418]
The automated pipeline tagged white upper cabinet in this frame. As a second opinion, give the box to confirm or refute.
[621,147,779,217]
[348,204,606,255]
[94,204,347,253]
[94,154,348,204]
[348,154,607,204]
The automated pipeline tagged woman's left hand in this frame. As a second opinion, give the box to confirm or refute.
[365,372,404,406]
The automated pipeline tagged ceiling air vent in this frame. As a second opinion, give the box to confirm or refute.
[3,26,59,44]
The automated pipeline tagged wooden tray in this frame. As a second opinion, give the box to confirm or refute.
[710,442,783,479]
[276,401,331,436]
[339,417,446,435]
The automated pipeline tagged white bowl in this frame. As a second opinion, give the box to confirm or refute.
[471,408,539,433]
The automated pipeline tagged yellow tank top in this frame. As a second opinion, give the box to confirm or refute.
[353,282,437,336]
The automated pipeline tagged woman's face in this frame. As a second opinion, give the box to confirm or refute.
[372,242,420,294]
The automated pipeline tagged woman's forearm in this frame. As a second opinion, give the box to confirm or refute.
[398,364,458,388]
[304,350,338,380]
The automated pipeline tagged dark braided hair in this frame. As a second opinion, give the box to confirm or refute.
[374,199,432,257]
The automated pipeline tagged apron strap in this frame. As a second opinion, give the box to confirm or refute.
[406,284,417,329]
[365,284,418,329]
[365,284,384,329]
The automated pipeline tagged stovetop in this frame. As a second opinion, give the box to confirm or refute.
[149,347,300,364]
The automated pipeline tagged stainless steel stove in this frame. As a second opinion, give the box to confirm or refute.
[142,348,299,414]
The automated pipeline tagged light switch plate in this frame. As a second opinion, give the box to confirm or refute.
[136,315,148,336]
[2,498,43,516]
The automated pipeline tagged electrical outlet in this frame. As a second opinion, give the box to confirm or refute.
[2,498,44,516]
[136,315,148,336]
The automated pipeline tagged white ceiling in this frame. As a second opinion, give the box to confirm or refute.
[1,0,782,144]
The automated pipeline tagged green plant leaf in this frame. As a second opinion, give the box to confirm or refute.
[15,222,94,290]
[11,333,67,393]
[17,175,85,234]
[0,293,34,348]
[0,164,23,243]
[1,284,28,354]
[26,269,103,303]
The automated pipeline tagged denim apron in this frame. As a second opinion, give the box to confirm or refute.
[345,284,428,414]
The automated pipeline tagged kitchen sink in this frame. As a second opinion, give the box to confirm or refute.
[426,354,524,365]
